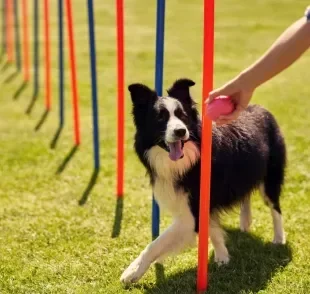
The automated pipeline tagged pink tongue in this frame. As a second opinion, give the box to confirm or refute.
[168,141,184,161]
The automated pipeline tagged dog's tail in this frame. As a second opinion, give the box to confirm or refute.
[264,112,287,212]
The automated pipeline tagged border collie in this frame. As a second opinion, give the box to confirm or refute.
[121,78,286,284]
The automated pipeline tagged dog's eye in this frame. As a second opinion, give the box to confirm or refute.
[175,108,188,122]
[158,109,169,121]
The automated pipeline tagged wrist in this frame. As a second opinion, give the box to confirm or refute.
[236,70,258,92]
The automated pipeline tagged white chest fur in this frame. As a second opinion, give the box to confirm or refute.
[145,141,200,218]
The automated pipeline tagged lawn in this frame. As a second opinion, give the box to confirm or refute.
[0,0,310,293]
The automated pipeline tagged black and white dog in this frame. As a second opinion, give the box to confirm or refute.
[121,78,286,283]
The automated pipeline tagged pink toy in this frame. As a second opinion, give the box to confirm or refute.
[206,95,235,121]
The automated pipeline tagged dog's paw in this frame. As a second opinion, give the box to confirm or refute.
[240,207,252,232]
[240,217,252,232]
[120,256,149,284]
[214,251,230,265]
[273,234,286,245]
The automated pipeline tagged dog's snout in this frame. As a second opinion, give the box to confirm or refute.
[174,128,186,138]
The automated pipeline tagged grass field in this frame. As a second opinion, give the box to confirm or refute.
[0,0,310,293]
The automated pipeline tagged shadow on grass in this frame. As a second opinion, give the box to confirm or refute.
[129,229,292,294]
[155,263,165,284]
[34,109,50,131]
[25,92,38,114]
[111,197,124,238]
[50,125,64,149]
[0,60,10,72]
[56,145,79,174]
[12,81,28,100]
[0,52,5,64]
[78,169,99,206]
[3,70,18,84]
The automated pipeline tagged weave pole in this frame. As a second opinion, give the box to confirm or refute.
[116,0,124,197]
[58,0,64,128]
[196,0,214,292]
[44,0,51,110]
[33,0,39,100]
[21,0,30,81]
[1,0,6,57]
[13,0,21,71]
[87,0,100,169]
[152,0,166,239]
[65,0,81,146]
[6,0,14,62]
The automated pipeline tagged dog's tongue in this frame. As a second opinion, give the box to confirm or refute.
[168,141,184,161]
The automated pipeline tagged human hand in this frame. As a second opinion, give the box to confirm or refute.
[205,76,254,125]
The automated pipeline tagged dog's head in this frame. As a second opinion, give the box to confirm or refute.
[128,78,199,161]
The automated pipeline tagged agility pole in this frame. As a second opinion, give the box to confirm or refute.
[44,0,51,110]
[22,0,30,81]
[87,0,100,170]
[65,0,81,145]
[14,0,21,70]
[116,0,125,197]
[197,0,214,291]
[152,0,166,239]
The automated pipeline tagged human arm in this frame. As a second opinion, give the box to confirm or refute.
[207,7,310,125]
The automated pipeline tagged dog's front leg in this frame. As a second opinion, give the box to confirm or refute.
[120,217,195,284]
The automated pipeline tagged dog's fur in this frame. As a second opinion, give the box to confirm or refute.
[121,78,286,283]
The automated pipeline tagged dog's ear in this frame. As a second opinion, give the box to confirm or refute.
[167,78,195,104]
[128,83,158,106]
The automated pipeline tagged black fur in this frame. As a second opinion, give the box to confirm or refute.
[129,78,286,232]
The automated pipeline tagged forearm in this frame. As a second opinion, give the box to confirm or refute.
[239,16,310,89]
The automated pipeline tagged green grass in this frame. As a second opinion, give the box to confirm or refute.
[0,0,310,293]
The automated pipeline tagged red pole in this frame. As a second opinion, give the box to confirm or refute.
[44,0,51,110]
[65,0,81,146]
[197,0,214,292]
[6,0,14,62]
[22,0,30,81]
[116,0,124,197]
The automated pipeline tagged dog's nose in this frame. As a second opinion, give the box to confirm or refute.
[174,128,186,138]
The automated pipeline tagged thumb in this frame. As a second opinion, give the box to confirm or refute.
[205,83,235,104]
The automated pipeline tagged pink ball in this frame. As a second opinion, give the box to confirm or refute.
[206,95,235,121]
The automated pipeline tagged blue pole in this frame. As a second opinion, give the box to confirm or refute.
[87,0,100,170]
[152,0,166,239]
[58,0,64,127]
[1,0,6,56]
[34,0,39,97]
[14,0,21,71]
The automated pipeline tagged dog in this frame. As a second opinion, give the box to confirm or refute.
[120,78,286,284]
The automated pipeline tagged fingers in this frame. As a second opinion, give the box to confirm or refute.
[206,87,228,104]
[206,85,233,104]
[215,118,232,126]
[219,107,242,120]
[205,80,238,104]
[205,89,220,104]
[214,105,243,125]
